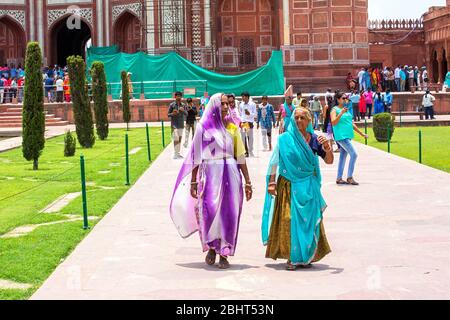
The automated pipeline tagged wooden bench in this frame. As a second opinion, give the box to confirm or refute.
[392,111,424,120]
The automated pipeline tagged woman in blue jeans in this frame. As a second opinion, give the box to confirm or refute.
[331,92,368,185]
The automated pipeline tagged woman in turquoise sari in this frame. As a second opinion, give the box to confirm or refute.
[262,107,334,270]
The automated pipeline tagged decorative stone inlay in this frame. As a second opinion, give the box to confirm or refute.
[191,0,202,64]
[47,7,93,30]
[0,9,26,29]
[112,2,142,24]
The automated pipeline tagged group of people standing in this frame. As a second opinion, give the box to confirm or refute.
[168,91,277,160]
[169,87,370,271]
[350,65,430,93]
[348,87,394,121]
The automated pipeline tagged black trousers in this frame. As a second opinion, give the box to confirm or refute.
[366,104,372,119]
[424,106,434,119]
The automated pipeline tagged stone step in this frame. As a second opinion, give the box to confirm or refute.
[0,114,55,120]
[0,121,68,128]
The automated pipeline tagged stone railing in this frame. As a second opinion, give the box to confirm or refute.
[368,19,423,30]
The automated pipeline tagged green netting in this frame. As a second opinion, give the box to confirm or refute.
[87,45,119,56]
[86,50,285,99]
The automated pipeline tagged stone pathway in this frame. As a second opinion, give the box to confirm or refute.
[31,130,450,299]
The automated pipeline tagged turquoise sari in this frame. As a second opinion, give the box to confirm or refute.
[262,110,327,265]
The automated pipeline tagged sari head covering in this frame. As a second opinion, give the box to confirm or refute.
[170,93,243,256]
[262,108,326,265]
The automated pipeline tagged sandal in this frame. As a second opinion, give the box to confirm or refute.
[205,249,217,266]
[347,178,359,185]
[218,256,230,269]
[286,261,297,271]
[336,179,348,185]
[298,263,313,269]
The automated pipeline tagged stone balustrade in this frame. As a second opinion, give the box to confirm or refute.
[368,19,424,31]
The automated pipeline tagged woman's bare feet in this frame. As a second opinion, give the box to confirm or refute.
[218,256,230,269]
[205,249,217,266]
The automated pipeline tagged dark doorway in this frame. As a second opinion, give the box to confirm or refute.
[442,49,448,82]
[432,50,439,83]
[51,16,91,66]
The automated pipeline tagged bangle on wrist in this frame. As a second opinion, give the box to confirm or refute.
[191,182,198,185]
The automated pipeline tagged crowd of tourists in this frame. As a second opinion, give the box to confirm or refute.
[0,63,71,104]
[347,65,433,93]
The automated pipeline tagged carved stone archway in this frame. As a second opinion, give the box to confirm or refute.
[0,15,26,66]
[113,11,141,53]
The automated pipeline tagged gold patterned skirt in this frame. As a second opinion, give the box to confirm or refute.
[265,175,331,263]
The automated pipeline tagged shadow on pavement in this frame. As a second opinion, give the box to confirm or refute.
[176,262,260,271]
[265,263,344,274]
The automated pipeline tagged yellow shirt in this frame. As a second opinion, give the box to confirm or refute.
[226,122,246,158]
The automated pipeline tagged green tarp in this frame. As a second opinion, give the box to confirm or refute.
[86,50,285,99]
[86,45,119,56]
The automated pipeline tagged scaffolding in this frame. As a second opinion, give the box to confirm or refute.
[141,0,216,66]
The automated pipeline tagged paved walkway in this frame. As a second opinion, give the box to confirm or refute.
[31,130,450,299]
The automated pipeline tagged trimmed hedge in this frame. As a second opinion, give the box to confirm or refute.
[121,71,131,131]
[22,42,45,170]
[91,61,109,140]
[373,112,395,142]
[67,55,95,148]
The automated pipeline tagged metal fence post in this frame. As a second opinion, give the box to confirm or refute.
[387,126,391,153]
[146,123,152,162]
[419,130,422,164]
[125,134,130,185]
[80,154,89,230]
[364,119,368,145]
[161,121,165,147]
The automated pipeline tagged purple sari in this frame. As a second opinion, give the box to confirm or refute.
[170,93,244,257]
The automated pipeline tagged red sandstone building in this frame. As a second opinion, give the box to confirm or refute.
[0,0,448,91]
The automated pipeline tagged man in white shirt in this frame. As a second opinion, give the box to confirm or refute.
[394,65,401,92]
[239,91,256,157]
[55,77,64,102]
[358,68,366,91]
[422,67,429,91]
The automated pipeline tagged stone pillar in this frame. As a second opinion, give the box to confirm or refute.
[146,0,155,52]
[438,56,443,84]
[282,0,290,45]
[204,0,211,47]
[96,0,103,46]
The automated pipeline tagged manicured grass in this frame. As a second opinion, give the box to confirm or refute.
[354,126,450,173]
[0,126,171,299]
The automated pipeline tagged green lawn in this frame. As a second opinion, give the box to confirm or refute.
[0,125,171,300]
[354,126,450,173]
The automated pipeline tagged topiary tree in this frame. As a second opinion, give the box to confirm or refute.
[373,112,395,142]
[22,42,45,170]
[64,130,76,157]
[67,55,95,148]
[121,70,131,131]
[91,61,109,140]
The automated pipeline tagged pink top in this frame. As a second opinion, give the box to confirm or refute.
[279,104,286,118]
[363,92,373,104]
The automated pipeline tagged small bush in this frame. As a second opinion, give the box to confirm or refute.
[64,130,77,157]
[373,112,395,142]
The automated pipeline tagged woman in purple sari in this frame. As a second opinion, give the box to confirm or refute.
[170,93,253,269]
